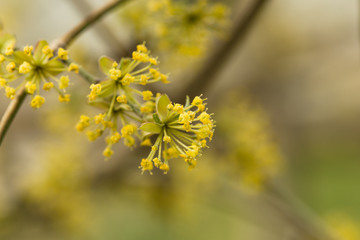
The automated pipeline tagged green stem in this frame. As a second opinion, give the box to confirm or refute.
[0,0,130,146]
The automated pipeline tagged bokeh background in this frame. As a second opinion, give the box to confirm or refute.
[0,0,359,239]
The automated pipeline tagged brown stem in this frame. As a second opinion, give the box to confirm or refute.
[173,0,269,102]
[54,0,130,49]
[0,87,27,145]
[0,0,130,146]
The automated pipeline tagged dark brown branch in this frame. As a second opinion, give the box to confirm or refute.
[173,0,270,103]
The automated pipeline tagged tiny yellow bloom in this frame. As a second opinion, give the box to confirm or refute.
[68,63,79,73]
[153,158,161,168]
[25,82,37,95]
[136,43,148,53]
[5,45,14,56]
[57,48,68,60]
[0,78,7,88]
[42,45,53,58]
[160,73,169,83]
[159,163,169,173]
[140,138,152,146]
[43,82,54,91]
[110,132,121,143]
[5,87,16,99]
[58,94,70,102]
[59,75,70,89]
[140,75,148,85]
[30,95,45,109]
[173,104,184,114]
[116,95,127,103]
[19,61,31,74]
[192,96,203,106]
[121,124,137,137]
[109,68,122,80]
[149,68,160,78]
[0,54,5,63]
[132,51,149,62]
[149,57,158,65]
[23,45,33,56]
[86,131,99,141]
[139,158,153,174]
[94,113,105,124]
[76,115,90,132]
[121,73,135,86]
[112,61,118,68]
[6,62,16,73]
[103,147,114,158]
[142,90,153,101]
[163,135,171,143]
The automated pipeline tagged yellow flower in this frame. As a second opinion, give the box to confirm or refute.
[68,63,79,73]
[25,82,37,94]
[59,76,70,89]
[109,68,122,80]
[76,115,90,132]
[6,62,16,72]
[23,45,33,56]
[139,158,153,174]
[103,147,114,158]
[30,95,45,109]
[142,90,153,101]
[121,124,137,137]
[5,87,16,99]
[19,61,32,74]
[116,95,127,103]
[121,73,135,86]
[57,48,68,60]
[43,82,54,91]
[58,94,70,102]
[42,45,53,58]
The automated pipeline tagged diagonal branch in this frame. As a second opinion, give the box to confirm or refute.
[173,0,269,103]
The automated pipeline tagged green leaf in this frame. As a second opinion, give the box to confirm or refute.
[99,56,115,76]
[140,122,162,134]
[44,59,65,76]
[184,95,190,108]
[13,51,33,64]
[33,40,49,62]
[156,94,170,122]
[119,58,131,70]
[153,113,161,124]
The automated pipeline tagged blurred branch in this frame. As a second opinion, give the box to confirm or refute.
[0,0,130,146]
[264,181,340,240]
[173,0,269,102]
[65,0,129,56]
[54,0,130,49]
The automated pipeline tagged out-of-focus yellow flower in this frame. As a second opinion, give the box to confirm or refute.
[217,95,283,192]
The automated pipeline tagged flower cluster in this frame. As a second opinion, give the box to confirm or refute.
[124,0,229,57]
[139,94,214,174]
[217,97,283,190]
[76,43,214,174]
[0,34,77,108]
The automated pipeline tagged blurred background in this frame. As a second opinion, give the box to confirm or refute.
[0,0,359,239]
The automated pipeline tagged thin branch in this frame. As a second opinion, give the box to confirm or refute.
[54,0,130,49]
[0,87,27,145]
[264,181,340,240]
[65,0,128,57]
[0,0,131,146]
[173,0,269,102]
